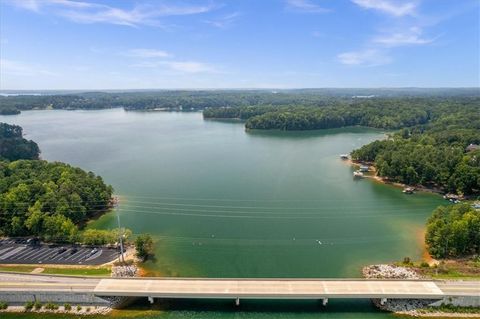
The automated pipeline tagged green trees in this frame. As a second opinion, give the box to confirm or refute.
[204,101,435,131]
[1,89,477,115]
[81,228,131,245]
[0,160,113,241]
[0,123,40,161]
[0,123,135,245]
[350,100,480,195]
[42,214,78,243]
[353,142,480,195]
[135,234,154,261]
[425,204,480,258]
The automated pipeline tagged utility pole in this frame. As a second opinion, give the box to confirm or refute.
[444,237,449,258]
[114,196,125,264]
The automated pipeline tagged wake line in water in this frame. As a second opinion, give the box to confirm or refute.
[148,233,406,244]
[13,198,440,210]
[116,207,430,219]
[117,200,439,211]
[115,204,431,216]
[119,193,442,203]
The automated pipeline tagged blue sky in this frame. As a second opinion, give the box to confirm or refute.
[0,0,479,89]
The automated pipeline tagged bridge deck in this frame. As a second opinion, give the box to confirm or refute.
[93,278,445,299]
[2,273,478,300]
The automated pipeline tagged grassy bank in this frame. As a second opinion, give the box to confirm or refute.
[396,258,480,280]
[0,265,37,273]
[0,264,111,277]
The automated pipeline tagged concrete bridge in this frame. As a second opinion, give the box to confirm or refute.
[1,273,479,307]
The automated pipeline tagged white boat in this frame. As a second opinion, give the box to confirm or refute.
[353,171,364,178]
[340,154,349,160]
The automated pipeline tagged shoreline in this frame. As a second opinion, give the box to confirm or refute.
[397,310,480,318]
[349,160,445,195]
[363,264,480,317]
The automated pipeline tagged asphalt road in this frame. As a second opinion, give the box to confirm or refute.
[0,239,119,265]
[0,273,100,292]
[436,281,480,296]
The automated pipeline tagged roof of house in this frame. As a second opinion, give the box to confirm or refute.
[466,144,479,151]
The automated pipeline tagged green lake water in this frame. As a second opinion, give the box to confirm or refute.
[1,109,446,318]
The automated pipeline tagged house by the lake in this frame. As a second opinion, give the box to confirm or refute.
[466,144,479,152]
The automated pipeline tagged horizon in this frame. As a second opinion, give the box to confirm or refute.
[1,86,479,92]
[1,0,479,90]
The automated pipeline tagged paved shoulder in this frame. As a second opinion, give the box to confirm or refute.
[436,280,480,296]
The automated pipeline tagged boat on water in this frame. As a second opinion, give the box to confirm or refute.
[402,187,415,194]
[340,154,349,160]
[353,171,364,178]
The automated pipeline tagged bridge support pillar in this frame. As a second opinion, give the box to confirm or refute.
[322,298,328,306]
[235,298,240,306]
[380,298,387,305]
[148,296,154,304]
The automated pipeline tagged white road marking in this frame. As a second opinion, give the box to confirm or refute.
[0,246,26,260]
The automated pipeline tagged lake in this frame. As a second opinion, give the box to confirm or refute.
[1,108,445,318]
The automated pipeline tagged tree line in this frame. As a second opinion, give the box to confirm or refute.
[426,204,479,258]
[0,159,113,242]
[0,123,40,161]
[1,88,478,115]
[350,100,480,195]
[203,97,478,131]
[0,122,116,245]
[0,122,155,260]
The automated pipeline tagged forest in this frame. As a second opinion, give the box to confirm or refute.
[0,122,114,242]
[1,88,477,115]
[0,160,113,241]
[0,122,40,161]
[425,204,480,258]
[350,100,480,195]
[203,97,478,130]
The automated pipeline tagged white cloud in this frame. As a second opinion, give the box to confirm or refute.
[5,0,215,27]
[339,1,433,66]
[204,12,241,28]
[351,0,416,17]
[337,49,391,66]
[0,59,57,76]
[124,49,171,58]
[6,0,42,11]
[131,60,217,74]
[124,47,215,74]
[285,0,330,13]
[166,61,216,73]
[373,27,435,47]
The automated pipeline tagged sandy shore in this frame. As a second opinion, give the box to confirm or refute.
[398,311,480,318]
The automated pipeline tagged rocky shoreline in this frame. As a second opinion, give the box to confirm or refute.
[0,305,111,315]
[364,264,480,317]
[111,264,139,278]
[362,264,421,279]
[106,264,141,308]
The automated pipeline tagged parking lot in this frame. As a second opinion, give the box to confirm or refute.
[0,239,120,265]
